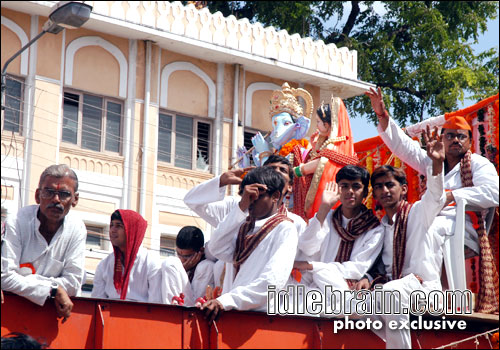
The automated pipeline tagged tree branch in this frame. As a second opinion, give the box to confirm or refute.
[342,1,360,38]
[325,1,360,45]
[376,82,427,99]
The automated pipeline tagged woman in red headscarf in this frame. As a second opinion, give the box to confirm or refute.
[292,97,358,221]
[91,210,164,302]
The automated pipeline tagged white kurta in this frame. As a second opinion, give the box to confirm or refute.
[161,256,194,306]
[299,212,384,289]
[378,118,499,253]
[207,205,298,312]
[369,165,446,349]
[190,259,215,301]
[1,205,86,306]
[91,247,163,303]
[184,175,305,301]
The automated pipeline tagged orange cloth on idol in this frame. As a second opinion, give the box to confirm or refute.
[442,116,471,131]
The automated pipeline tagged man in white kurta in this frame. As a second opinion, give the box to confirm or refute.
[207,204,298,312]
[184,161,306,293]
[91,246,163,303]
[175,226,216,302]
[2,206,86,305]
[197,167,298,322]
[365,88,498,256]
[360,128,446,349]
[296,202,384,292]
[378,116,498,253]
[1,164,85,322]
[290,166,384,315]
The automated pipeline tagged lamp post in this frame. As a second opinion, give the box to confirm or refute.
[1,1,92,110]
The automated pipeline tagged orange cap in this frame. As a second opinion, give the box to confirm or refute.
[442,115,471,131]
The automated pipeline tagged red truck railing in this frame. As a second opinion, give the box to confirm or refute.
[1,292,498,349]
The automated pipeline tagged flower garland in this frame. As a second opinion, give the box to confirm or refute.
[278,138,309,157]
[477,108,487,156]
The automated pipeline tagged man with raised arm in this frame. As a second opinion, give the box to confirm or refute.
[365,87,499,313]
[356,126,446,349]
[292,165,383,297]
[199,167,298,322]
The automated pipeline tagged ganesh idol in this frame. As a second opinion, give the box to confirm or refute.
[237,82,313,167]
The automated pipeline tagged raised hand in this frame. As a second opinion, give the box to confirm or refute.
[424,125,445,176]
[424,125,445,162]
[220,167,255,187]
[316,181,340,224]
[364,87,389,130]
[321,181,340,208]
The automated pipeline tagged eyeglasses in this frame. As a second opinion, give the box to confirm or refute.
[444,133,468,141]
[39,188,73,201]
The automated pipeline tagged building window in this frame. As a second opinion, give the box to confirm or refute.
[62,91,122,153]
[158,112,211,171]
[160,236,176,257]
[2,75,24,134]
[85,225,106,250]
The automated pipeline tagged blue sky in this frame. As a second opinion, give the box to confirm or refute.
[348,11,499,143]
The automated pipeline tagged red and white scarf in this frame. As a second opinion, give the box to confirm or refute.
[113,210,147,300]
[331,205,380,263]
[233,207,292,276]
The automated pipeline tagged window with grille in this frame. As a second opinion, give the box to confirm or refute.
[85,225,105,250]
[2,75,24,134]
[160,236,176,257]
[157,112,211,172]
[62,91,122,153]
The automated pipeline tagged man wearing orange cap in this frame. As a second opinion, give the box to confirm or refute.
[366,87,499,313]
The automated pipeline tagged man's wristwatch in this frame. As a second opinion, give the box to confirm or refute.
[50,283,58,299]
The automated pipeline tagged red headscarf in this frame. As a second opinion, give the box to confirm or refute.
[112,209,147,300]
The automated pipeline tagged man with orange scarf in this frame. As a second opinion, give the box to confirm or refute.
[366,87,499,314]
[92,210,187,303]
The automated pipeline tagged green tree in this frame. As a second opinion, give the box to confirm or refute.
[199,1,499,126]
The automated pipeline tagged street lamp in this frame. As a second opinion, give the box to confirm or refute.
[1,1,93,110]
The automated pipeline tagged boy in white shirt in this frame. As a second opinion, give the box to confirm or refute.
[92,210,165,303]
[200,167,298,322]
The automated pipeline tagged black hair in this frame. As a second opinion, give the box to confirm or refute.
[336,165,370,197]
[111,210,122,222]
[263,154,294,183]
[370,165,408,186]
[238,166,285,198]
[316,103,332,126]
[176,226,204,251]
[1,333,44,349]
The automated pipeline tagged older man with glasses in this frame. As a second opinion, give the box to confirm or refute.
[1,164,86,323]
[365,87,499,314]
